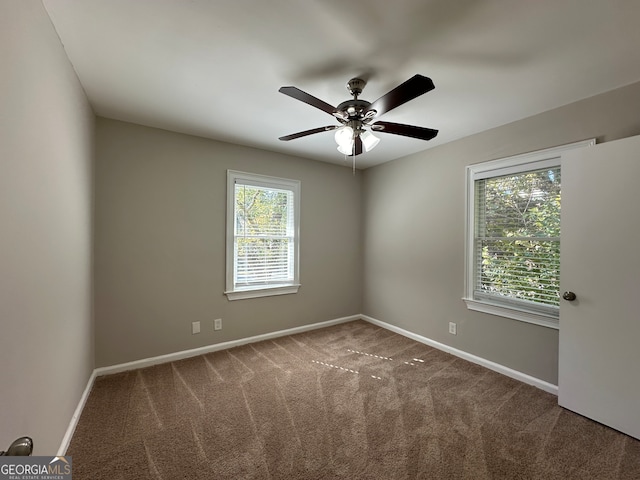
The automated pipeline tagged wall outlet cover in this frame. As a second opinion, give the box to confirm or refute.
[449,322,457,335]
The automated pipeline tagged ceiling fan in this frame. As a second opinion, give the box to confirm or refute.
[278,74,438,157]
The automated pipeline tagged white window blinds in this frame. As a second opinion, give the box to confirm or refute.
[474,167,561,317]
[234,182,295,287]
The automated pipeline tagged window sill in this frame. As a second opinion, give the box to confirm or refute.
[462,297,559,330]
[225,284,300,301]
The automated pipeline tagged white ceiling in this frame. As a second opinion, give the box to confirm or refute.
[42,0,640,169]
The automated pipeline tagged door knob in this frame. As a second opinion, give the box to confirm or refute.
[562,291,577,301]
[0,436,33,456]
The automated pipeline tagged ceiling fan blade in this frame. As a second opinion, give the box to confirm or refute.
[368,75,435,117]
[279,86,341,117]
[279,126,337,141]
[372,121,439,141]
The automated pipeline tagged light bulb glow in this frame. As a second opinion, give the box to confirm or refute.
[334,126,354,149]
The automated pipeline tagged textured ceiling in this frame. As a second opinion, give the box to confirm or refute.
[43,0,640,168]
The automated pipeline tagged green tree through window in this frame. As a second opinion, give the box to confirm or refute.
[235,185,294,286]
[475,167,561,309]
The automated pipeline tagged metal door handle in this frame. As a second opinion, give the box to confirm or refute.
[562,291,577,301]
[0,437,33,456]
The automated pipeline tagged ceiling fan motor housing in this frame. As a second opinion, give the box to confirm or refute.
[346,78,366,97]
[336,99,373,121]
[338,78,376,121]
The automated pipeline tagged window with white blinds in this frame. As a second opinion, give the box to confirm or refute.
[474,166,561,317]
[225,171,300,300]
[464,140,595,328]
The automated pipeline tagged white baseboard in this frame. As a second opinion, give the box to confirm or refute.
[57,369,97,456]
[360,314,558,395]
[94,314,360,377]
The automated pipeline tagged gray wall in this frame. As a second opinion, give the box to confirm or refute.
[362,81,640,385]
[0,1,94,454]
[94,118,363,367]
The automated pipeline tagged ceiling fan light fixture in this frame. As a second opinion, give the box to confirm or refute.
[334,125,354,150]
[337,143,353,155]
[360,130,380,152]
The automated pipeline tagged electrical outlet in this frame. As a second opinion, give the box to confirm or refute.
[214,318,222,331]
[192,321,201,335]
[449,322,457,335]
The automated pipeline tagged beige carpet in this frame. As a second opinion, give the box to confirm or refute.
[68,320,640,479]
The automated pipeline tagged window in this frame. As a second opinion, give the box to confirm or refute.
[225,171,300,300]
[464,140,594,328]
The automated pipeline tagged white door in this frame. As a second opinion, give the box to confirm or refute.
[559,134,640,440]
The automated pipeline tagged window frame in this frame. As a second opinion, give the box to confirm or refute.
[225,170,301,301]
[463,139,595,329]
